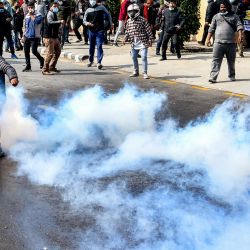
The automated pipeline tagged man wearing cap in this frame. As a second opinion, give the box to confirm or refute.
[23,2,44,72]
[42,0,65,75]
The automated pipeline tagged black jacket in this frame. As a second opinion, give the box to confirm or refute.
[83,5,112,32]
[43,11,61,38]
[0,8,12,34]
[162,8,184,34]
[205,0,218,23]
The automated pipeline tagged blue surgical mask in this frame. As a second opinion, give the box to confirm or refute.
[53,7,59,13]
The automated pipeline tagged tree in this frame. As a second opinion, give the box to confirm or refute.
[179,0,201,42]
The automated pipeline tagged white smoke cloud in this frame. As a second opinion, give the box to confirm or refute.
[2,86,250,249]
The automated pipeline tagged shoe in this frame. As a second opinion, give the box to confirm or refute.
[40,58,44,69]
[0,150,6,158]
[113,42,119,47]
[66,40,71,44]
[143,73,150,79]
[16,48,21,51]
[209,78,216,84]
[42,70,54,75]
[76,39,82,43]
[177,54,181,59]
[11,54,18,59]
[156,50,160,56]
[229,77,236,81]
[22,66,32,72]
[97,63,102,70]
[160,57,167,61]
[84,42,88,45]
[49,67,61,73]
[87,62,93,67]
[129,72,139,77]
[239,53,244,58]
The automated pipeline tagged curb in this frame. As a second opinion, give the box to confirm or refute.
[38,47,89,63]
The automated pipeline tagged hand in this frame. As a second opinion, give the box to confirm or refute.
[205,22,210,26]
[175,25,181,31]
[87,22,94,27]
[6,18,11,22]
[205,39,211,47]
[61,20,65,24]
[10,78,19,87]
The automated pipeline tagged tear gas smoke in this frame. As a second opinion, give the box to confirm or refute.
[2,86,250,249]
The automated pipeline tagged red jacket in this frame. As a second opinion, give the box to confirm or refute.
[118,0,131,21]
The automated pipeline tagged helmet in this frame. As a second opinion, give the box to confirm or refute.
[127,3,140,19]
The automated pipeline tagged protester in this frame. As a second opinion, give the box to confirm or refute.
[0,0,18,59]
[42,0,64,75]
[155,0,169,55]
[83,0,112,69]
[199,0,218,45]
[160,0,184,61]
[13,5,24,51]
[23,2,44,72]
[0,56,18,157]
[113,0,134,46]
[73,0,89,43]
[124,3,153,79]
[206,0,243,83]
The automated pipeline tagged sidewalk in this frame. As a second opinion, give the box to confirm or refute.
[38,36,250,96]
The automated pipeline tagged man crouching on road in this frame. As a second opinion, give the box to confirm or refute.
[0,56,18,157]
[123,3,153,79]
[42,0,65,75]
[206,0,243,83]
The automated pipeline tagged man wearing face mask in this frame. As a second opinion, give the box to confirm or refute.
[160,0,184,60]
[42,0,65,75]
[23,2,44,72]
[83,0,113,69]
[123,3,153,79]
[206,0,243,83]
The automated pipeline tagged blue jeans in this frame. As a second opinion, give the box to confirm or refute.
[131,47,148,74]
[156,31,164,52]
[88,30,104,64]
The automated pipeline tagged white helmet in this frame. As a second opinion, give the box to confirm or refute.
[127,3,140,19]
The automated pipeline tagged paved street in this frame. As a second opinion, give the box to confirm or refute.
[0,52,249,250]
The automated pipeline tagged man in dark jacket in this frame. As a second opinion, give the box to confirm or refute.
[200,0,218,45]
[0,56,19,157]
[83,0,112,69]
[0,0,18,59]
[160,0,184,60]
[13,5,24,51]
[42,0,65,75]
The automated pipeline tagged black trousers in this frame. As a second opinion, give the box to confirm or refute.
[24,37,43,67]
[0,31,15,56]
[73,18,88,43]
[201,25,209,44]
[161,32,181,59]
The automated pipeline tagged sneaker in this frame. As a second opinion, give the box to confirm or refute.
[40,58,44,69]
[143,73,150,79]
[97,63,103,70]
[160,57,167,61]
[87,62,93,67]
[129,72,139,77]
[42,70,54,75]
[22,65,32,72]
[49,67,61,73]
[239,53,244,58]
[11,54,18,59]
[76,39,82,43]
[209,78,216,84]
[177,54,181,59]
[156,50,160,56]
[229,77,236,82]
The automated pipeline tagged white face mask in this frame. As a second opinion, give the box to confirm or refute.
[169,7,174,10]
[89,0,96,6]
[220,11,228,15]
[53,7,59,13]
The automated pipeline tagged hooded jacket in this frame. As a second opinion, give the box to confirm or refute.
[24,11,43,38]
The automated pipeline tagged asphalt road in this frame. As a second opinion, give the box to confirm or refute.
[0,54,240,250]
